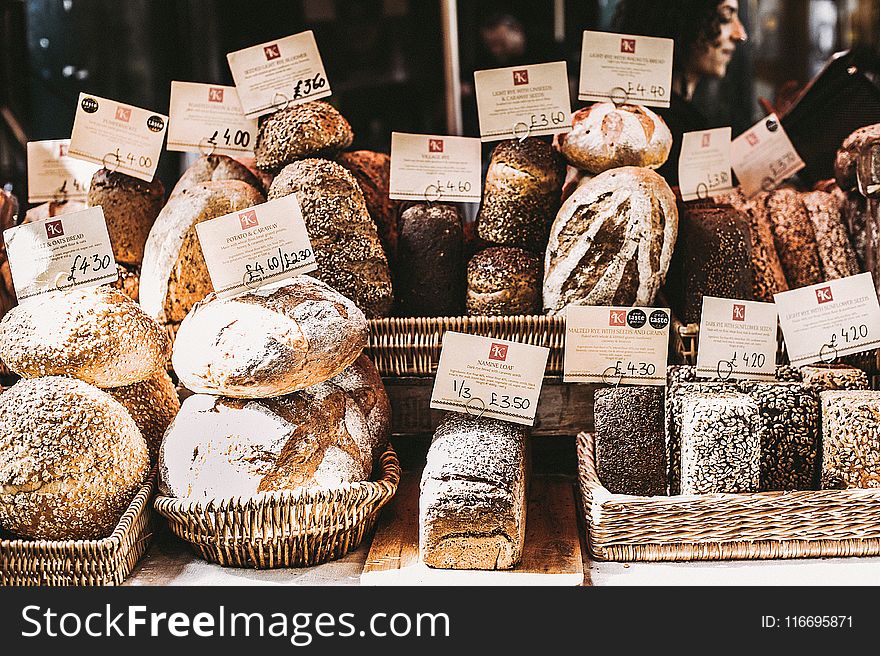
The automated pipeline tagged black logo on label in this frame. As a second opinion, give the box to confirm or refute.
[649,310,670,330]
[627,309,646,329]
[81,97,99,113]
[765,117,779,132]
[147,115,165,132]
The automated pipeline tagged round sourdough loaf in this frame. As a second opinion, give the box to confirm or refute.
[105,371,181,463]
[329,354,391,464]
[168,154,265,200]
[172,275,368,398]
[0,377,149,540]
[254,101,353,172]
[467,246,541,316]
[0,286,170,387]
[543,166,678,313]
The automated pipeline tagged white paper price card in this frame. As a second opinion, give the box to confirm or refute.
[389,133,481,203]
[4,206,118,301]
[578,31,673,108]
[227,30,331,120]
[695,296,777,380]
[731,114,805,198]
[679,127,734,202]
[473,61,572,142]
[563,306,670,385]
[167,82,258,156]
[430,332,549,426]
[26,139,101,203]
[195,194,317,298]
[775,273,880,366]
[68,93,167,183]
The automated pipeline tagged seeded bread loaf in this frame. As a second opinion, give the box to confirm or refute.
[0,377,149,540]
[799,364,869,391]
[111,263,140,302]
[254,101,353,172]
[834,123,880,191]
[765,189,824,288]
[168,154,265,200]
[801,190,860,280]
[104,371,180,463]
[338,151,399,264]
[467,246,541,316]
[821,390,880,489]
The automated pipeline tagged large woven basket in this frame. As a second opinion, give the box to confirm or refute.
[577,433,880,561]
[0,471,156,585]
[154,446,401,568]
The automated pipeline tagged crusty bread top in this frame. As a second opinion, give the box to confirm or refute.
[486,138,565,191]
[168,154,265,200]
[467,246,540,292]
[89,168,165,200]
[254,101,353,172]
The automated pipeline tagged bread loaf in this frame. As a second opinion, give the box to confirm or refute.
[0,190,19,323]
[834,123,880,191]
[765,189,823,289]
[105,371,180,462]
[0,286,170,387]
[801,191,860,280]
[0,377,149,540]
[839,190,868,268]
[544,166,678,313]
[467,246,541,316]
[87,169,165,266]
[338,151,399,264]
[328,355,391,463]
[477,138,564,252]
[396,202,464,317]
[172,275,367,398]
[268,159,393,318]
[168,154,264,200]
[419,413,528,570]
[800,364,869,391]
[233,156,276,193]
[556,103,672,173]
[254,101,353,172]
[111,263,140,302]
[821,390,880,489]
[23,199,88,223]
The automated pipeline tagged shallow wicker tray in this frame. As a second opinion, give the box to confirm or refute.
[577,433,880,561]
[154,446,401,569]
[0,471,156,586]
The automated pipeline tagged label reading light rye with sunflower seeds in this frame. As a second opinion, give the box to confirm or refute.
[389,133,482,203]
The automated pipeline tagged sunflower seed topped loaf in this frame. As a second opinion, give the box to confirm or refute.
[544,166,678,313]
[834,123,880,191]
[467,246,541,316]
[172,276,367,398]
[338,151,399,265]
[820,390,880,489]
[0,286,170,387]
[556,103,672,174]
[105,371,180,463]
[477,138,565,253]
[419,413,528,570]
[168,154,265,200]
[268,158,393,318]
[254,101,353,172]
[799,364,869,391]
[801,190,860,280]
[0,376,149,540]
[765,188,824,289]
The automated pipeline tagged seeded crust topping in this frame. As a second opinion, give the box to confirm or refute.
[466,246,540,316]
[254,101,354,172]
[105,371,181,463]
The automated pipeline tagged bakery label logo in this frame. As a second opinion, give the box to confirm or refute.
[513,70,529,86]
[264,44,281,61]
[208,87,225,103]
[609,310,626,327]
[488,343,509,361]
[816,286,834,304]
[620,38,636,54]
[745,131,759,147]
[732,304,746,321]
[58,143,68,158]
[701,133,711,148]
[115,106,132,123]
[428,139,444,153]
[45,220,64,239]
[238,210,259,230]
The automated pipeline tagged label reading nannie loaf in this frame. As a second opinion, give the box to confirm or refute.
[563,306,670,385]
[167,81,258,156]
[731,114,805,198]
[679,127,734,202]
[775,273,880,366]
[578,31,673,108]
[26,139,101,203]
[695,296,777,380]
[430,332,549,426]
[473,61,572,142]
[4,206,118,301]
[389,133,482,203]
[195,194,317,298]
[226,31,331,120]
[68,93,167,183]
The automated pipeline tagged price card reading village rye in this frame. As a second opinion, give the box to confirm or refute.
[227,30,331,120]
[389,133,482,203]
[731,114,804,198]
[26,139,101,203]
[474,61,572,142]
[563,306,670,385]
[775,273,880,367]
[4,206,117,301]
[430,332,549,426]
[578,31,673,108]
[68,93,167,183]
[195,194,317,299]
[695,296,778,381]
[678,127,734,202]
[167,81,258,156]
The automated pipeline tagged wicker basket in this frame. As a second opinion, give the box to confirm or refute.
[154,446,401,568]
[0,471,156,586]
[577,433,880,561]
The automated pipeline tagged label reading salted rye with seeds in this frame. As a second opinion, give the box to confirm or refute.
[195,194,317,299]
[167,81,258,156]
[678,127,734,202]
[430,332,549,426]
[4,206,117,301]
[563,305,669,385]
[26,139,101,203]
[695,296,777,380]
[731,113,804,198]
[775,273,880,366]
[389,133,482,203]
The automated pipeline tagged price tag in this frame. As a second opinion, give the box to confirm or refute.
[775,273,880,366]
[227,30,331,120]
[4,206,118,301]
[389,133,481,203]
[578,31,673,108]
[695,296,777,380]
[430,332,549,426]
[473,61,572,142]
[167,81,258,156]
[563,306,670,385]
[679,127,734,202]
[731,114,805,198]
[195,194,317,298]
[26,139,101,203]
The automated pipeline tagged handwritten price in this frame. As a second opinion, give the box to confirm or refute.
[110,149,152,170]
[68,253,113,283]
[706,170,731,189]
[769,152,798,178]
[244,247,314,283]
[291,73,327,101]
[451,380,530,410]
[626,81,665,99]
[207,128,251,149]
[613,360,657,377]
[529,111,567,130]
[728,351,768,369]
[829,324,869,347]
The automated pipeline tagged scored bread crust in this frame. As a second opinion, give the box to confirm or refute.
[105,371,181,463]
[168,154,265,200]
[254,101,353,172]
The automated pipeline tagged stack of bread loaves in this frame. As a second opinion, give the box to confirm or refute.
[159,275,390,499]
[0,286,175,539]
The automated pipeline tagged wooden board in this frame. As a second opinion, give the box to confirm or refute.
[361,473,584,586]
